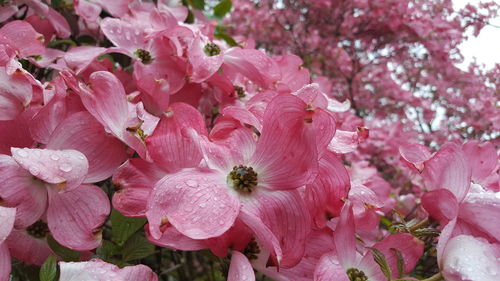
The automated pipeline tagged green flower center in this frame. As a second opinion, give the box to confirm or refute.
[26,220,50,239]
[134,49,153,64]
[233,86,246,98]
[228,165,258,194]
[346,268,369,281]
[204,43,221,56]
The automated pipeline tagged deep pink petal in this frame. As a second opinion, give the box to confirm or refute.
[0,67,33,120]
[74,0,101,22]
[146,103,207,172]
[422,189,459,223]
[11,147,88,191]
[294,84,328,109]
[314,252,349,281]
[0,20,45,57]
[306,151,350,228]
[47,111,128,183]
[46,7,71,38]
[224,48,281,88]
[93,0,131,18]
[47,185,110,250]
[242,189,311,268]
[422,142,471,202]
[228,251,255,281]
[0,155,47,228]
[6,229,53,265]
[250,94,318,190]
[221,106,262,132]
[146,168,240,240]
[112,158,166,217]
[399,143,432,172]
[334,201,356,269]
[275,54,310,92]
[188,37,224,83]
[462,141,497,184]
[0,243,10,281]
[459,190,500,242]
[0,206,15,243]
[371,233,424,277]
[0,109,35,154]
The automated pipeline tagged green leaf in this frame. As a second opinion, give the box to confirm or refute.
[390,248,405,278]
[214,0,232,18]
[111,209,147,246]
[39,255,57,281]
[47,235,80,262]
[190,0,205,10]
[96,240,120,261]
[185,9,195,24]
[367,247,392,281]
[214,25,238,47]
[121,233,155,262]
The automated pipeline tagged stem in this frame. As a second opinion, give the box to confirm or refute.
[409,218,429,232]
[421,272,443,281]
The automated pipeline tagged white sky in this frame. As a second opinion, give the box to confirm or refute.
[454,0,500,69]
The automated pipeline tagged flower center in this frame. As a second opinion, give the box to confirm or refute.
[134,49,153,64]
[233,86,246,98]
[204,43,221,56]
[346,268,369,281]
[243,237,261,260]
[26,220,50,239]
[228,165,258,193]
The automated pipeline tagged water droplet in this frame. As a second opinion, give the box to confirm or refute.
[50,154,60,161]
[218,220,225,225]
[16,149,28,157]
[198,202,206,208]
[59,163,73,172]
[77,155,85,160]
[29,167,40,176]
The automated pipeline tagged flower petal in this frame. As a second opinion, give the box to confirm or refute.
[146,168,240,240]
[314,251,349,281]
[422,189,459,223]
[47,185,110,250]
[334,201,356,269]
[459,190,500,242]
[0,243,10,281]
[6,229,54,265]
[228,251,255,281]
[0,206,15,243]
[47,111,128,183]
[11,147,88,191]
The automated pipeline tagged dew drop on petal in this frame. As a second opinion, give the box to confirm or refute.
[186,180,197,187]
[59,163,73,172]
[29,167,40,176]
[50,154,60,161]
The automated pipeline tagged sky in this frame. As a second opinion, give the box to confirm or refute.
[454,0,500,69]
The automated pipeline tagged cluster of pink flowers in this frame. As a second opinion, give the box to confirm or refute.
[0,1,498,281]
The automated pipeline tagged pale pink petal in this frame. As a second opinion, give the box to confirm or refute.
[421,189,459,223]
[0,20,45,57]
[146,223,206,251]
[100,17,145,53]
[74,0,102,22]
[328,130,360,154]
[63,46,108,74]
[29,92,68,144]
[47,111,128,183]
[0,67,33,120]
[250,94,318,190]
[0,155,47,228]
[118,264,158,281]
[228,251,255,281]
[0,243,10,281]
[422,142,471,202]
[221,106,262,132]
[314,252,349,281]
[242,189,310,268]
[0,6,17,23]
[11,147,88,191]
[224,48,281,88]
[437,218,457,264]
[47,185,110,250]
[6,229,53,265]
[462,141,497,183]
[275,54,310,92]
[0,206,15,243]
[293,83,328,109]
[112,158,167,217]
[146,168,240,240]
[459,190,500,242]
[59,259,121,281]
[93,0,131,18]
[306,152,350,228]
[441,235,500,281]
[334,201,356,269]
[399,143,432,172]
[146,103,207,172]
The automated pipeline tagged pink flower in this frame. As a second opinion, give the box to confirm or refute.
[59,259,157,281]
[0,206,15,281]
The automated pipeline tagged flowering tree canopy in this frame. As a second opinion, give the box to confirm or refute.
[0,0,498,281]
